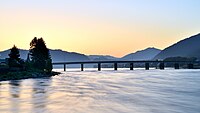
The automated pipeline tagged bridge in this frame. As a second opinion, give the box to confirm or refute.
[52,60,200,71]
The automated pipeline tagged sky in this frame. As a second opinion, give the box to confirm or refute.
[0,0,200,57]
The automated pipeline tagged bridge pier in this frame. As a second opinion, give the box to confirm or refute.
[98,63,101,71]
[130,63,134,70]
[64,64,66,71]
[81,64,84,71]
[174,63,179,69]
[159,63,165,70]
[145,63,149,70]
[188,63,194,69]
[114,63,118,70]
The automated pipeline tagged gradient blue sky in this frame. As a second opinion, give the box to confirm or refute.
[0,0,200,57]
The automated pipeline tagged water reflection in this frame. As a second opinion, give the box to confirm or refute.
[9,80,21,98]
[9,80,21,113]
[0,81,10,112]
[31,78,52,113]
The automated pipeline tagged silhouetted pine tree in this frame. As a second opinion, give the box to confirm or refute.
[8,45,24,68]
[9,45,20,61]
[29,37,52,72]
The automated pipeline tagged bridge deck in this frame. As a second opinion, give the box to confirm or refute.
[53,60,199,65]
[52,60,200,71]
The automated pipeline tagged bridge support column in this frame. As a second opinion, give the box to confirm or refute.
[98,63,101,71]
[64,64,66,71]
[81,64,84,71]
[159,63,165,70]
[114,63,118,70]
[188,63,194,69]
[145,63,149,70]
[174,63,179,69]
[130,63,134,70]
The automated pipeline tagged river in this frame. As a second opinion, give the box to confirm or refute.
[0,69,200,113]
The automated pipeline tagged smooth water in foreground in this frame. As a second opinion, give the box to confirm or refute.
[0,69,200,113]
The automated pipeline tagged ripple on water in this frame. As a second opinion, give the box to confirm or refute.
[0,69,200,113]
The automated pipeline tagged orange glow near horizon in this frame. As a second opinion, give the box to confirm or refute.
[0,1,200,57]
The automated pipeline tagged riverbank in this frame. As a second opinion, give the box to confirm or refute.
[0,71,61,81]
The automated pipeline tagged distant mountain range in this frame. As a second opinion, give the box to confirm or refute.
[0,49,28,60]
[0,48,161,62]
[1,33,200,62]
[0,49,90,62]
[88,55,118,61]
[50,49,89,62]
[154,33,200,60]
[121,47,161,60]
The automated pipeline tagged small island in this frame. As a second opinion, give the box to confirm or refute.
[0,37,60,81]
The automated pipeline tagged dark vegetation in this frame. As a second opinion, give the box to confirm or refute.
[163,57,197,62]
[0,37,59,81]
[163,56,198,68]
[7,45,25,70]
[29,37,52,72]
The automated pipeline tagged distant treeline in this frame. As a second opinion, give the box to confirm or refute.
[163,56,197,62]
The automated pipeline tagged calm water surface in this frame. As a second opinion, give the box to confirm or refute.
[0,69,200,113]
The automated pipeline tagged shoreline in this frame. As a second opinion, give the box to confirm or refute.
[0,71,61,82]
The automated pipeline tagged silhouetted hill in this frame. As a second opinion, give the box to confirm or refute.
[121,47,161,60]
[0,49,28,60]
[50,49,90,62]
[154,33,200,60]
[0,47,162,63]
[88,55,118,61]
[0,49,90,62]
